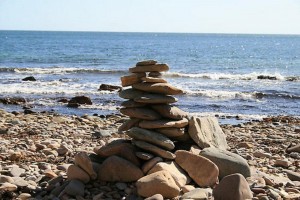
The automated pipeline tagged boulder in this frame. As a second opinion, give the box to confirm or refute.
[133,140,176,160]
[119,88,144,99]
[120,107,161,120]
[155,127,185,137]
[22,76,36,81]
[141,76,167,83]
[175,150,219,187]
[148,161,191,187]
[98,156,143,182]
[139,118,188,129]
[128,127,175,150]
[132,82,183,95]
[188,116,228,150]
[118,118,141,133]
[121,73,145,87]
[152,104,188,120]
[74,152,97,180]
[142,157,163,174]
[67,165,90,183]
[0,97,26,105]
[64,179,85,197]
[136,60,158,66]
[213,173,253,200]
[68,96,92,105]
[134,93,178,104]
[136,170,180,198]
[129,63,169,73]
[98,84,121,91]
[94,141,140,166]
[121,100,146,107]
[200,147,251,179]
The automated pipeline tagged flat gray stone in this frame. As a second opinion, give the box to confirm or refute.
[139,118,189,129]
[133,140,176,160]
[151,104,187,120]
[134,93,177,104]
[200,147,251,179]
[128,127,175,150]
[188,116,228,150]
[121,100,146,108]
[155,127,185,137]
[120,107,161,120]
[132,83,183,95]
[119,88,144,99]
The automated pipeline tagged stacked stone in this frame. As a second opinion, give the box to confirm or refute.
[118,60,189,160]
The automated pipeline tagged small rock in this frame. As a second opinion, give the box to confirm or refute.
[64,179,85,197]
[98,84,121,91]
[0,182,18,191]
[145,194,164,200]
[181,188,210,200]
[274,159,291,168]
[10,165,26,177]
[18,193,32,200]
[67,164,90,183]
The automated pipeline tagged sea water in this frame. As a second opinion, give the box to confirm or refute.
[0,31,299,121]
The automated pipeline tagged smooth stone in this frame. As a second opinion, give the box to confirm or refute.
[151,104,188,120]
[213,173,253,200]
[284,170,300,181]
[139,118,188,129]
[133,140,176,160]
[148,161,191,187]
[175,150,219,187]
[200,147,251,179]
[10,165,26,177]
[129,63,169,73]
[121,100,146,108]
[0,175,14,183]
[94,141,140,166]
[181,188,209,200]
[136,170,180,198]
[67,165,90,184]
[12,177,28,187]
[142,157,163,174]
[181,185,196,193]
[18,193,32,200]
[155,127,185,137]
[134,93,178,104]
[132,82,183,95]
[136,152,154,160]
[119,88,144,99]
[98,156,143,182]
[74,152,97,180]
[274,159,291,168]
[136,60,158,66]
[188,116,228,150]
[141,76,167,83]
[0,182,18,191]
[253,151,272,158]
[64,179,85,197]
[118,118,141,133]
[120,107,161,120]
[128,127,175,150]
[145,194,164,200]
[286,144,300,153]
[149,72,163,77]
[121,73,145,87]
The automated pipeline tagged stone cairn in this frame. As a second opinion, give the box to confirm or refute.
[66,60,254,199]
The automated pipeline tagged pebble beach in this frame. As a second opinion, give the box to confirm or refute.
[0,60,299,200]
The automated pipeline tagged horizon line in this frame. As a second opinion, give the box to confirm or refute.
[1,29,299,36]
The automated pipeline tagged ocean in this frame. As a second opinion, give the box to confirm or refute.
[0,31,299,122]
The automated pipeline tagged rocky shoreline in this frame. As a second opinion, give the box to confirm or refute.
[0,61,300,200]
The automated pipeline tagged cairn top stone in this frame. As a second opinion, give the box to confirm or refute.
[129,64,169,73]
[136,60,158,66]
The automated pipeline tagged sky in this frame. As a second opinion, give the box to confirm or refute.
[0,0,299,34]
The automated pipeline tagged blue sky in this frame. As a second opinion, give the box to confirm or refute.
[0,0,299,34]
